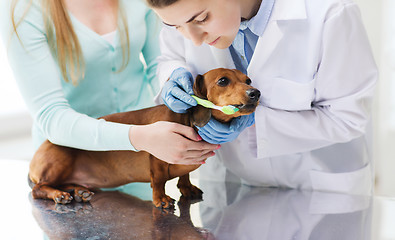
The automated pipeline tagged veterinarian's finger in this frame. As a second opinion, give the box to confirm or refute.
[197,130,228,144]
[165,95,191,113]
[171,87,196,106]
[230,113,255,131]
[177,74,194,95]
[203,118,230,133]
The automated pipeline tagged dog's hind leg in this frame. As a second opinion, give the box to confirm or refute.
[29,143,77,204]
[59,184,95,203]
[32,183,73,204]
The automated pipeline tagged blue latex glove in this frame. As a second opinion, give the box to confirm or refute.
[161,67,197,113]
[197,112,255,144]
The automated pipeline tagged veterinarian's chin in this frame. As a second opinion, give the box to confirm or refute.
[205,35,235,49]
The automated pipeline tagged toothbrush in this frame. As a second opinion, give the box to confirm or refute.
[191,95,239,115]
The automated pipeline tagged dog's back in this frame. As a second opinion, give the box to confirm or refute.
[29,104,190,188]
[101,105,189,126]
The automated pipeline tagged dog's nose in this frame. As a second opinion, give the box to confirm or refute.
[246,89,261,102]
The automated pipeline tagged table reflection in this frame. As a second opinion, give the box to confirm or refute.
[199,181,372,240]
[29,180,372,240]
[29,189,211,240]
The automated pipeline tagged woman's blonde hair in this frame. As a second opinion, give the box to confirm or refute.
[146,0,179,8]
[11,0,130,85]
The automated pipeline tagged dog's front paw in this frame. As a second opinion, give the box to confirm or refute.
[153,195,175,209]
[179,185,203,200]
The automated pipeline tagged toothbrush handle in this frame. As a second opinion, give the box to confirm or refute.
[191,95,215,109]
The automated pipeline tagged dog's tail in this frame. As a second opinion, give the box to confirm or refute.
[27,174,35,189]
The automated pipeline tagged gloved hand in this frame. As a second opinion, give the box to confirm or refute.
[197,112,255,144]
[161,67,197,113]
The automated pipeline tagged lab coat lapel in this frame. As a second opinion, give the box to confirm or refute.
[248,21,283,75]
[248,0,307,74]
[247,0,307,159]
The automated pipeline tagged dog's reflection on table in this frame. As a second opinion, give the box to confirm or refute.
[29,189,213,240]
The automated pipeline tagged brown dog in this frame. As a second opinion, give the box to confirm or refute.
[28,68,260,208]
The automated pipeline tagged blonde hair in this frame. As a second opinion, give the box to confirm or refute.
[146,0,179,8]
[11,0,130,85]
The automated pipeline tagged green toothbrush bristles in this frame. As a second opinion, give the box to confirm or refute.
[221,105,239,115]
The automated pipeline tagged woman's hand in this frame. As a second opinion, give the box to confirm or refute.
[129,121,220,165]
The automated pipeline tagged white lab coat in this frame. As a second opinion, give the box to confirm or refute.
[156,0,377,195]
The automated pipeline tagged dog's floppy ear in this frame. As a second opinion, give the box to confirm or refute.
[190,74,211,127]
[193,74,207,99]
[190,105,211,128]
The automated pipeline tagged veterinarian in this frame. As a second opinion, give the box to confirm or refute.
[0,0,219,165]
[147,0,378,195]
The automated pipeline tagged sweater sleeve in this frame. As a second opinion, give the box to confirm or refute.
[0,1,135,151]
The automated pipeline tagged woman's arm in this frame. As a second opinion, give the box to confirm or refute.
[1,2,134,151]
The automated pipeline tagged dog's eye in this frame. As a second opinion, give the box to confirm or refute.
[217,77,230,87]
[246,79,252,85]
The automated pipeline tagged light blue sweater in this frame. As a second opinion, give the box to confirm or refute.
[0,0,161,150]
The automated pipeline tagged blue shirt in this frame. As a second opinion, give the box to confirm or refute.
[0,0,161,150]
[230,0,275,73]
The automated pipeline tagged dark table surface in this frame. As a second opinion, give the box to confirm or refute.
[1,159,394,240]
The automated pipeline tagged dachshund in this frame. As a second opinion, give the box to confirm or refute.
[28,68,260,208]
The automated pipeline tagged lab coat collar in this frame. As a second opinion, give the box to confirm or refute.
[242,0,275,37]
[270,0,307,21]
